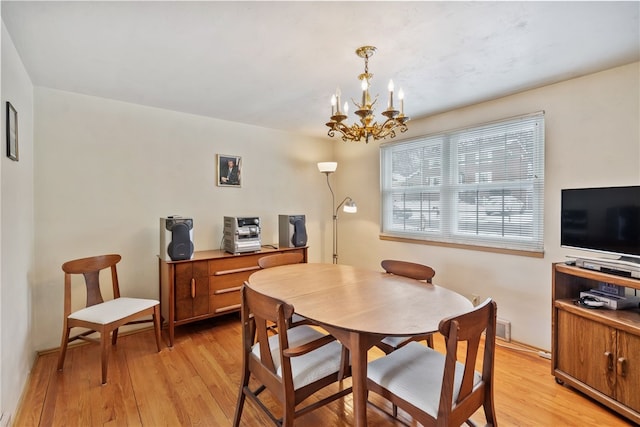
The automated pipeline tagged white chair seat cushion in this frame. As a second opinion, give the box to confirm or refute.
[291,313,306,324]
[252,325,345,390]
[380,335,411,348]
[68,297,158,324]
[367,341,480,418]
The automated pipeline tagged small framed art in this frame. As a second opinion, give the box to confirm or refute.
[6,102,18,161]
[217,154,242,187]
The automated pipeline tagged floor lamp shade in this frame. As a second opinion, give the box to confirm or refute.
[317,162,338,173]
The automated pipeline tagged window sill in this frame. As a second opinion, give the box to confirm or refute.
[379,234,544,258]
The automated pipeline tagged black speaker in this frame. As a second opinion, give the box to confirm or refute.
[279,215,307,247]
[160,217,194,261]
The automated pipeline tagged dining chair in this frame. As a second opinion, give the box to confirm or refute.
[57,254,162,385]
[257,252,304,269]
[367,298,498,427]
[233,284,352,427]
[258,252,308,328]
[376,259,436,354]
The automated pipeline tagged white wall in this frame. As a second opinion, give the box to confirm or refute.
[32,88,334,351]
[334,62,640,350]
[1,22,35,425]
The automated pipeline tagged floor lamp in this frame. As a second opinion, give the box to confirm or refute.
[318,162,357,264]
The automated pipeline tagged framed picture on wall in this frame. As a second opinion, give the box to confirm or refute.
[217,154,242,187]
[6,102,18,161]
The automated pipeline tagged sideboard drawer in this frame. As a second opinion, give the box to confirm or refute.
[210,291,241,314]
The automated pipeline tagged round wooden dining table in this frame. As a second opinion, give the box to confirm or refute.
[247,263,473,427]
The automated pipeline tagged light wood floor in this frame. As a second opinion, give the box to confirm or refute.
[14,314,634,426]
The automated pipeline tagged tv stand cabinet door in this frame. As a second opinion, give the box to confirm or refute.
[617,330,640,413]
[556,309,615,397]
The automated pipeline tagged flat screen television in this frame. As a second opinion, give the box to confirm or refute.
[561,185,640,261]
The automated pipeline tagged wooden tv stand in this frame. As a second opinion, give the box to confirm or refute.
[552,262,640,424]
[159,246,307,346]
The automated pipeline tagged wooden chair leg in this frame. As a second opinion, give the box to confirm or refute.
[283,399,295,427]
[153,306,162,352]
[101,331,110,385]
[112,328,119,345]
[338,346,350,381]
[57,324,70,371]
[426,334,434,348]
[232,388,246,427]
[233,361,251,427]
[483,392,497,426]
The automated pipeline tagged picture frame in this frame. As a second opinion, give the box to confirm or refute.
[6,102,18,161]
[217,154,242,187]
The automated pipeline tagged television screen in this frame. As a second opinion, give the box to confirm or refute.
[561,186,640,259]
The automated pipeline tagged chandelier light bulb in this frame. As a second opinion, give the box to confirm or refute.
[398,88,405,115]
[343,102,349,115]
[361,79,368,107]
[331,94,337,115]
[388,79,394,92]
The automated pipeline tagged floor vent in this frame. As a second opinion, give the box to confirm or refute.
[496,318,511,342]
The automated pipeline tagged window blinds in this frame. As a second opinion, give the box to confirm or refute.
[380,112,545,253]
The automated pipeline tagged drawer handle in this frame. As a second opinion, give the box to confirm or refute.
[191,278,196,299]
[214,286,242,295]
[618,357,627,377]
[215,304,241,314]
[604,351,613,371]
[213,266,261,276]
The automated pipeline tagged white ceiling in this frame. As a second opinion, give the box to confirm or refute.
[2,1,639,139]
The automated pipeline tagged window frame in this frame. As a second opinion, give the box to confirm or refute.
[380,112,545,256]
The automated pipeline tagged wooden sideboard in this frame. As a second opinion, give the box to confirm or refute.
[159,246,307,346]
[552,262,640,424]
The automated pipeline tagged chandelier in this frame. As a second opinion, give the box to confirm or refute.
[326,46,409,143]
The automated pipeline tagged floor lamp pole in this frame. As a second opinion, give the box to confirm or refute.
[325,172,339,264]
[320,163,356,264]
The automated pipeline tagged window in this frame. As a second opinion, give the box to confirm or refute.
[380,112,544,254]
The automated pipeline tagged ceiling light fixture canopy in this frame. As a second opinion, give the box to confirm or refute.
[326,46,409,144]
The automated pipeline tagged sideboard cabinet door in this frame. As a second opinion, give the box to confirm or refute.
[175,261,209,320]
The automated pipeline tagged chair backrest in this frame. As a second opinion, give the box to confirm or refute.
[438,298,497,425]
[61,254,122,317]
[381,259,435,282]
[240,284,295,374]
[258,252,304,269]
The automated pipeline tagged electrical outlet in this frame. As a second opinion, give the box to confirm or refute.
[471,294,480,306]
